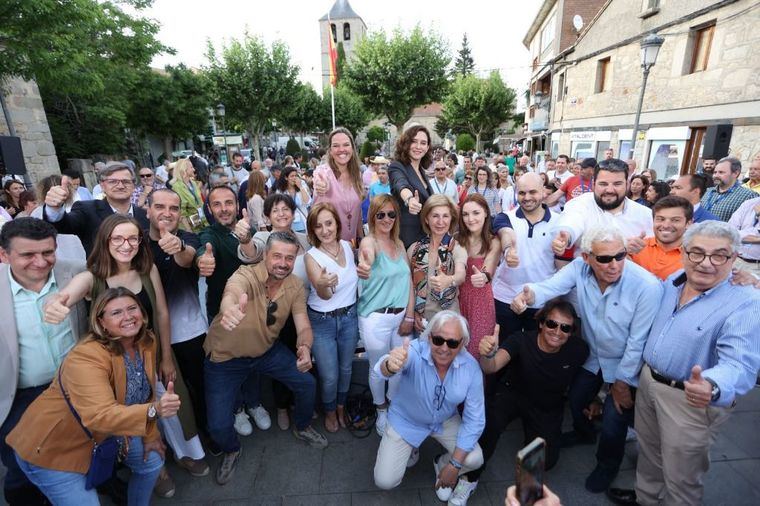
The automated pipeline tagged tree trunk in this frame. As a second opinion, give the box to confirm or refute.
[163,136,173,161]
[250,123,262,163]
[475,133,481,154]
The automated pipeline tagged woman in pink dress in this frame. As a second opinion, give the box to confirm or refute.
[313,127,364,245]
[457,193,500,358]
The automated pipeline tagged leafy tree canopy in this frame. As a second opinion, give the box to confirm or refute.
[320,84,371,138]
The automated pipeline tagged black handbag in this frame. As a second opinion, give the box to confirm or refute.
[58,365,121,490]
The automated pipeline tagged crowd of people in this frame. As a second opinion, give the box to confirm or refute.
[1,124,760,506]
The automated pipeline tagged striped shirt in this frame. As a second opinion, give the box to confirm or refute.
[700,182,757,222]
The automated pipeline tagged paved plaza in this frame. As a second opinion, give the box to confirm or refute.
[4,367,760,506]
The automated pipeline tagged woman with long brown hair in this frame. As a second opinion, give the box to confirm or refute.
[456,194,500,357]
[312,127,364,243]
[245,170,268,231]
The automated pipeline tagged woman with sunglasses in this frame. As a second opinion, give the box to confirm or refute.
[467,166,501,216]
[357,194,415,436]
[171,158,207,233]
[372,311,484,504]
[457,171,473,207]
[303,202,359,433]
[407,194,467,334]
[457,299,589,501]
[456,194,500,358]
[43,214,206,495]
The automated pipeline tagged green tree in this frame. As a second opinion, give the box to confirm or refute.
[366,125,386,144]
[359,140,375,161]
[335,42,347,85]
[204,34,300,162]
[320,84,371,138]
[343,27,450,131]
[441,71,516,151]
[128,65,211,160]
[280,82,323,138]
[285,138,301,157]
[453,33,475,77]
[456,133,475,152]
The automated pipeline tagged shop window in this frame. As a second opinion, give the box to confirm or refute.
[648,141,686,180]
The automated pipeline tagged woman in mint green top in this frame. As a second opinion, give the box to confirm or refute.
[357,194,414,437]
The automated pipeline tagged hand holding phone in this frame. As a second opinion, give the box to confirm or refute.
[515,437,546,506]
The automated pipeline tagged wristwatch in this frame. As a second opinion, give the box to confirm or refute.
[705,378,721,402]
[147,403,157,420]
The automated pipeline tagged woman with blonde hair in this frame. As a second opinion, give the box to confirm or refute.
[170,158,207,232]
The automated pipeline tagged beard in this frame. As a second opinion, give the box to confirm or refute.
[594,192,625,211]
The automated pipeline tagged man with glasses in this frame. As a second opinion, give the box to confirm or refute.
[204,231,326,485]
[132,167,165,210]
[43,161,149,256]
[430,159,459,204]
[511,225,662,495]
[373,311,484,505]
[607,221,760,506]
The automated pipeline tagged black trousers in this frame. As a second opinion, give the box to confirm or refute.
[465,383,563,482]
[172,334,208,434]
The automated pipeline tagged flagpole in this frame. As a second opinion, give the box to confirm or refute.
[330,83,336,130]
[327,16,337,130]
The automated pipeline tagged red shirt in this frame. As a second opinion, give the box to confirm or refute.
[561,176,594,201]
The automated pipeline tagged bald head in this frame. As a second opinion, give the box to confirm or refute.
[516,172,544,213]
[518,172,543,191]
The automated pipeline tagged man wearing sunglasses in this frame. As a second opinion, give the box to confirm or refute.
[511,225,662,495]
[204,231,327,485]
[431,160,459,204]
[608,220,760,506]
[373,311,484,505]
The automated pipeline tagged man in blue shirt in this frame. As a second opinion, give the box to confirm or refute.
[608,221,760,506]
[372,311,484,504]
[512,225,662,494]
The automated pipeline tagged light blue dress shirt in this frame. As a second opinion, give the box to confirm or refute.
[375,339,485,452]
[529,258,663,386]
[643,271,760,407]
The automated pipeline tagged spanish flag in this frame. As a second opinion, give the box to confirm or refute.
[327,21,338,86]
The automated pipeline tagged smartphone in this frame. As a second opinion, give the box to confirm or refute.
[515,437,545,506]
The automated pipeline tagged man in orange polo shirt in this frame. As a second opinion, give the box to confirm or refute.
[630,196,693,280]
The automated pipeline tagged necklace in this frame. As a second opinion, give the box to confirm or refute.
[321,242,341,260]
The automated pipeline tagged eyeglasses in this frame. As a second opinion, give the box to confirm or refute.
[375,211,397,220]
[433,384,447,411]
[109,235,141,247]
[102,178,134,187]
[139,173,153,179]
[591,251,627,264]
[434,167,446,172]
[266,300,278,326]
[431,335,463,349]
[464,176,472,180]
[685,250,732,266]
[543,319,573,334]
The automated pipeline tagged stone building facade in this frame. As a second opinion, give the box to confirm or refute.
[319,0,367,90]
[0,77,60,183]
[527,0,760,177]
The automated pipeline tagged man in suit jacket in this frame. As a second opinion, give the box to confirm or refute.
[42,161,149,256]
[0,218,88,506]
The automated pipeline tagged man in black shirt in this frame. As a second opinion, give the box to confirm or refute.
[452,299,589,502]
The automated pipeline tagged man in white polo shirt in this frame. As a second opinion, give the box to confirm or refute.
[491,173,560,339]
[551,158,652,259]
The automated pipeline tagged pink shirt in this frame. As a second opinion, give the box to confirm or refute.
[314,165,362,242]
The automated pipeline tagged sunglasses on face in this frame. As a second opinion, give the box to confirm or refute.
[434,167,446,172]
[266,300,278,326]
[375,211,397,220]
[543,319,573,333]
[431,335,462,349]
[139,174,153,179]
[465,176,472,180]
[591,251,627,264]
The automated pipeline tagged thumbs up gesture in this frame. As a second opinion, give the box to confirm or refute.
[470,265,488,288]
[221,292,248,331]
[479,324,500,358]
[626,230,648,255]
[314,171,329,196]
[357,249,372,280]
[44,184,70,210]
[316,266,338,293]
[197,242,216,277]
[505,244,520,268]
[552,231,571,256]
[234,208,253,243]
[44,292,71,324]
[156,381,181,418]
[428,270,451,293]
[408,190,422,215]
[684,365,713,408]
[157,224,183,255]
[510,285,535,314]
[386,337,411,374]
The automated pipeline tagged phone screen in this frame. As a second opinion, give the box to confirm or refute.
[516,437,545,506]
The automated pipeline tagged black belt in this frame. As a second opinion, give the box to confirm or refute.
[307,304,354,317]
[373,307,405,315]
[650,368,684,390]
[739,256,760,264]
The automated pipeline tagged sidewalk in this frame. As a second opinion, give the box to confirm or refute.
[3,385,760,505]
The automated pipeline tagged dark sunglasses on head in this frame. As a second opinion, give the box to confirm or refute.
[591,251,627,264]
[431,335,462,349]
[375,211,397,220]
[266,300,278,326]
[543,319,573,333]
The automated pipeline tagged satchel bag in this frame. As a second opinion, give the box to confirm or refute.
[58,365,121,490]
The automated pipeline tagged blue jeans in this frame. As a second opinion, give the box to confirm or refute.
[308,305,359,411]
[205,341,317,452]
[568,368,635,471]
[16,436,163,506]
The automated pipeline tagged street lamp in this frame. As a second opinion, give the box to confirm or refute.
[628,33,664,159]
[216,102,228,165]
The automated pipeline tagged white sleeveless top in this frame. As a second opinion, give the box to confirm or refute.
[306,240,358,311]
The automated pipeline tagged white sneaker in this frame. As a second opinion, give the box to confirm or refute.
[406,448,420,468]
[376,407,388,437]
[233,409,252,436]
[433,454,453,501]
[248,405,271,431]
[448,478,478,506]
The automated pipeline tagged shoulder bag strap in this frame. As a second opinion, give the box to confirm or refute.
[58,363,94,441]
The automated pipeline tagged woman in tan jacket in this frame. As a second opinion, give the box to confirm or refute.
[7,287,180,505]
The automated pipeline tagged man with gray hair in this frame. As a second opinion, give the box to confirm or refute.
[607,221,760,505]
[512,225,662,494]
[699,156,757,221]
